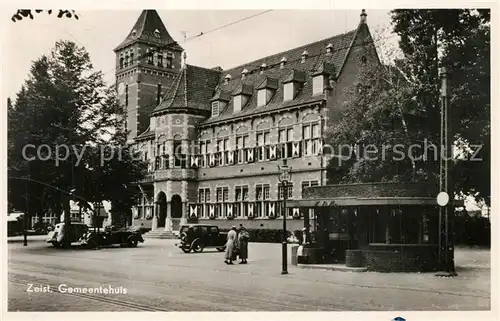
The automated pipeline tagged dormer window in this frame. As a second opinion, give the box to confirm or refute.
[131,29,137,36]
[241,68,248,79]
[283,70,306,101]
[232,84,253,113]
[211,101,220,117]
[224,74,232,85]
[312,62,335,95]
[326,43,333,54]
[210,90,230,117]
[301,50,309,63]
[256,77,278,107]
[280,57,287,69]
[154,29,160,38]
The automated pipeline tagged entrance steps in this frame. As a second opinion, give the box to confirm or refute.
[143,229,179,239]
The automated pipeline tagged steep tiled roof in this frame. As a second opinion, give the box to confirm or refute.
[115,10,183,51]
[152,64,221,114]
[199,27,359,125]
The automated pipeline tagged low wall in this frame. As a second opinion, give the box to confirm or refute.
[363,244,439,272]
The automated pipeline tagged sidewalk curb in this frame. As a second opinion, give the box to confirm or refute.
[297,263,368,272]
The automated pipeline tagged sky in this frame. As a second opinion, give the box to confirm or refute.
[4,9,395,99]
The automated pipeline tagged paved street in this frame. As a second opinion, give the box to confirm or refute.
[8,237,490,311]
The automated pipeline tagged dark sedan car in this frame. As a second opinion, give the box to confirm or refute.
[80,225,144,248]
[176,224,227,253]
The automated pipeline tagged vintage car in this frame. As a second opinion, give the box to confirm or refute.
[79,225,144,248]
[176,224,227,253]
[46,222,88,248]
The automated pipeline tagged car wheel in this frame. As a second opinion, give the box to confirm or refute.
[181,246,191,253]
[192,240,204,253]
[128,239,138,248]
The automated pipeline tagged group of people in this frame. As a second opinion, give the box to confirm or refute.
[224,225,249,265]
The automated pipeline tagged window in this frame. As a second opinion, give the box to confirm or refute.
[215,138,229,166]
[173,140,186,168]
[278,183,293,200]
[119,56,124,69]
[236,134,249,163]
[198,188,210,218]
[157,54,163,67]
[284,83,294,101]
[147,50,154,64]
[233,95,242,113]
[256,131,271,161]
[157,84,162,105]
[301,180,319,193]
[313,76,324,95]
[211,101,219,117]
[215,187,228,218]
[255,184,270,218]
[200,140,211,168]
[130,52,134,65]
[257,89,266,107]
[278,127,294,158]
[166,54,173,68]
[303,122,321,156]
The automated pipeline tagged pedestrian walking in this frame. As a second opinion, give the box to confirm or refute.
[225,226,237,265]
[237,226,250,264]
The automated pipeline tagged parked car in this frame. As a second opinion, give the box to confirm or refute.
[176,224,227,253]
[46,222,88,248]
[79,225,144,248]
[33,221,54,235]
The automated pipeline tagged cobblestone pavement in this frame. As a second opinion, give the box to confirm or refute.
[7,238,490,311]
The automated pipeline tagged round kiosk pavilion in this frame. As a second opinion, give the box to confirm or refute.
[287,182,462,272]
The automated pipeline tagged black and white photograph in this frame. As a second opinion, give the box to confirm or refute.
[2,2,497,320]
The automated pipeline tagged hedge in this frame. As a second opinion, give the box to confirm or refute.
[221,228,293,243]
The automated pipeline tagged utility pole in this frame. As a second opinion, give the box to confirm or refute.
[437,67,456,276]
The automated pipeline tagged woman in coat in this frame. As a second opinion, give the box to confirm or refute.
[225,226,237,265]
[237,226,250,264]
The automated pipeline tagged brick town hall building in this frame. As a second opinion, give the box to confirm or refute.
[115,9,378,236]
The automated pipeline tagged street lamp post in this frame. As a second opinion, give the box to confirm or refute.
[278,159,291,275]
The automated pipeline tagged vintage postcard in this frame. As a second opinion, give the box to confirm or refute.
[1,1,497,321]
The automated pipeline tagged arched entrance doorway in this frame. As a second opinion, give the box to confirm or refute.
[171,194,182,218]
[156,191,167,228]
[171,194,182,231]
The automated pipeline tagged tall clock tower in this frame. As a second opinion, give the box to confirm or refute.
[114,10,183,142]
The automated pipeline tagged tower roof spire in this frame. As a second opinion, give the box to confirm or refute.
[114,10,183,52]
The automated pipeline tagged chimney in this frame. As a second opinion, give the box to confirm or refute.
[360,9,367,23]
[326,43,333,55]
[301,50,308,63]
[260,63,267,74]
[241,68,248,80]
[280,57,287,69]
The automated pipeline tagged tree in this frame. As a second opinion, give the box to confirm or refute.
[391,9,490,204]
[8,40,147,227]
[11,10,79,22]
[326,10,490,205]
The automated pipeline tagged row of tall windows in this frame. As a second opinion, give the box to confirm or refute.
[196,182,317,219]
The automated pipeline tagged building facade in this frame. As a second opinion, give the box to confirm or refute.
[114,10,378,233]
